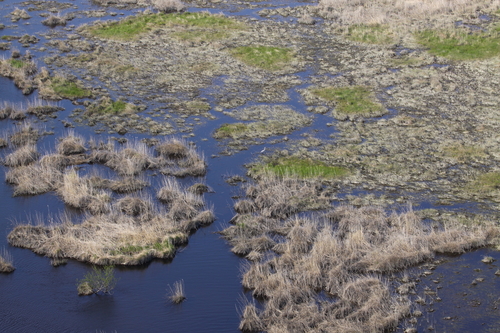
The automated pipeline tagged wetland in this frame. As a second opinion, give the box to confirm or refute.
[2,0,500,332]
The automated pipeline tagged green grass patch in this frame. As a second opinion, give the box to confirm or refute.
[468,172,500,195]
[311,86,383,116]
[8,59,25,68]
[1,36,17,41]
[442,144,486,163]
[186,100,211,112]
[89,12,245,41]
[346,24,395,44]
[214,123,248,139]
[251,157,349,179]
[415,29,500,60]
[86,97,137,115]
[51,78,92,99]
[230,45,295,71]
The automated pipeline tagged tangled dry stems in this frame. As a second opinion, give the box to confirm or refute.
[224,177,500,332]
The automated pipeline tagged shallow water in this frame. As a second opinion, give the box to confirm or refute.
[1,0,500,332]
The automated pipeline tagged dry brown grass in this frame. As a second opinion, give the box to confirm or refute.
[167,279,186,304]
[9,122,40,147]
[152,0,186,13]
[317,0,500,27]
[223,177,500,332]
[155,138,189,159]
[57,131,86,155]
[3,144,39,167]
[5,163,62,196]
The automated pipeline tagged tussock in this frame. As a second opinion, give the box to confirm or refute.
[9,122,40,146]
[167,280,186,304]
[3,144,39,167]
[41,14,67,27]
[0,249,15,273]
[5,164,61,196]
[223,177,500,332]
[57,131,86,155]
[156,138,189,159]
[153,0,186,13]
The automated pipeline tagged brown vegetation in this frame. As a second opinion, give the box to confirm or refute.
[9,122,40,146]
[0,54,38,94]
[57,131,86,155]
[167,279,186,304]
[0,249,15,273]
[222,177,500,332]
[153,0,186,13]
[317,0,500,27]
[3,145,39,167]
[41,15,67,27]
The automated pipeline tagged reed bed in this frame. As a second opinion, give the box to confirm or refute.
[224,176,500,332]
[4,132,214,265]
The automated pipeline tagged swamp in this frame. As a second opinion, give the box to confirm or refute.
[2,0,500,331]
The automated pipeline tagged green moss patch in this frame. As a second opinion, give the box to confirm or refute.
[415,29,500,60]
[346,24,395,44]
[214,123,248,139]
[311,86,385,119]
[51,77,92,99]
[467,172,500,196]
[230,45,295,71]
[8,59,25,68]
[86,97,137,115]
[251,157,349,179]
[89,12,245,41]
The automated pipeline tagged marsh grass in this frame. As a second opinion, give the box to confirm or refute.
[223,178,500,331]
[311,86,384,118]
[250,156,349,180]
[89,12,245,41]
[167,280,186,304]
[50,76,92,99]
[230,45,295,71]
[346,24,395,44]
[415,29,500,60]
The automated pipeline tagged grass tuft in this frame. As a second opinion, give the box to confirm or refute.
[230,45,295,71]
[167,280,186,304]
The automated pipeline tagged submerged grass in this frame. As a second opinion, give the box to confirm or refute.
[415,29,500,61]
[89,12,245,41]
[230,45,295,71]
[251,157,349,179]
[311,86,384,117]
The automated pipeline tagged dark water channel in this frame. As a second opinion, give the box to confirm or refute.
[1,0,500,332]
